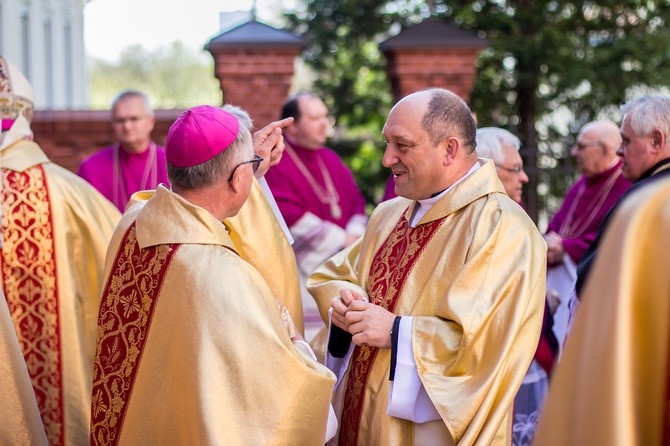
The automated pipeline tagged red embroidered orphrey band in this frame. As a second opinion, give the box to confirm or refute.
[338,213,446,445]
[1,166,63,445]
[90,223,178,446]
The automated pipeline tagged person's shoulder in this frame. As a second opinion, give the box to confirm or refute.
[318,146,348,164]
[484,191,534,223]
[81,146,114,163]
[177,244,270,294]
[370,195,411,221]
[567,175,588,191]
[79,146,114,172]
[43,163,118,211]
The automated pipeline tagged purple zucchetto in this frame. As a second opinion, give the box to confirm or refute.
[166,105,240,167]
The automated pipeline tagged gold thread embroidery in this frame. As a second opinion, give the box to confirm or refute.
[90,224,177,446]
[1,166,63,445]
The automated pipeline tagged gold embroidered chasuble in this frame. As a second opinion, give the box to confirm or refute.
[91,186,335,445]
[309,161,547,445]
[225,177,304,334]
[127,178,305,335]
[0,139,120,446]
[534,178,670,446]
[0,290,48,446]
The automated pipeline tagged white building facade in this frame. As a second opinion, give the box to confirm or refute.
[0,0,87,108]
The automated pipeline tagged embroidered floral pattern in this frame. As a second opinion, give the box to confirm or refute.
[339,214,445,445]
[1,166,63,445]
[90,224,177,446]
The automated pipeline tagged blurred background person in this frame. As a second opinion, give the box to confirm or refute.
[78,90,169,212]
[265,92,368,340]
[475,127,529,204]
[545,120,630,347]
[576,95,670,297]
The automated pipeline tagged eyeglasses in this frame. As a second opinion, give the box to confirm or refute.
[112,116,149,125]
[228,155,263,182]
[495,163,524,174]
[573,142,604,151]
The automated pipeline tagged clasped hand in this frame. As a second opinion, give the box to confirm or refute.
[544,231,565,265]
[331,289,395,349]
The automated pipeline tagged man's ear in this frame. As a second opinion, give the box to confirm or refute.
[284,121,298,138]
[229,168,244,194]
[147,115,156,132]
[651,129,665,153]
[443,136,461,165]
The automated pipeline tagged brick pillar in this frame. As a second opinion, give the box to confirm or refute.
[384,48,481,102]
[211,48,301,128]
[206,21,305,129]
[380,19,487,102]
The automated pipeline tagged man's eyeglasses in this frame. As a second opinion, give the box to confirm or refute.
[228,155,263,182]
[112,116,149,125]
[495,164,524,174]
[573,141,604,151]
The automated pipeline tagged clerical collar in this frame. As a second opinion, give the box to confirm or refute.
[586,158,622,184]
[119,142,153,157]
[410,163,480,227]
[637,157,670,183]
[284,136,323,154]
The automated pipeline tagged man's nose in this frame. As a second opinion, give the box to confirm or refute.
[382,147,396,168]
[519,169,529,184]
[570,145,579,157]
[616,145,624,157]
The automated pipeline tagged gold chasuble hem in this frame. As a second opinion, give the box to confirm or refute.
[90,223,178,446]
[2,165,64,445]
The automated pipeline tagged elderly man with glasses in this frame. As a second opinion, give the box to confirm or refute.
[90,105,337,445]
[545,120,630,350]
[475,127,529,204]
[78,90,170,212]
[476,127,556,446]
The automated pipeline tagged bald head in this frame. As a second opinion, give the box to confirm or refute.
[571,120,621,177]
[382,88,478,199]
[580,121,621,153]
[395,88,477,152]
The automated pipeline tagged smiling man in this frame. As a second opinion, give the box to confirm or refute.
[309,88,546,445]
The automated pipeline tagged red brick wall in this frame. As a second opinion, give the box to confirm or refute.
[212,48,301,129]
[30,109,184,173]
[385,48,481,102]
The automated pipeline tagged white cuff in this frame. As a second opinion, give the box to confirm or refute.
[387,317,441,423]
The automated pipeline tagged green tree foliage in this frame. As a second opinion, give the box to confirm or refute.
[286,0,670,220]
[88,41,221,109]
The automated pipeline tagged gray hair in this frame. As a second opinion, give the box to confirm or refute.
[168,110,253,190]
[420,88,477,153]
[111,90,154,116]
[621,95,670,140]
[222,103,254,131]
[475,127,521,164]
